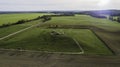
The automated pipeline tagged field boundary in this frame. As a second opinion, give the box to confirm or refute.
[0,48,84,55]
[48,25,115,55]
[90,30,115,55]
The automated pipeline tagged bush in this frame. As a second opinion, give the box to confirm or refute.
[0,23,12,28]
[40,15,52,22]
[116,17,120,23]
[16,20,26,24]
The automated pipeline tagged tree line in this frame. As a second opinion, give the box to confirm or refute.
[109,16,120,23]
[0,15,52,28]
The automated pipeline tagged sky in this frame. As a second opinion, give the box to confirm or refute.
[0,0,120,11]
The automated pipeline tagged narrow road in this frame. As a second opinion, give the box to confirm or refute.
[0,22,43,40]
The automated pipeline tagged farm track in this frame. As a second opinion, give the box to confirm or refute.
[0,22,43,41]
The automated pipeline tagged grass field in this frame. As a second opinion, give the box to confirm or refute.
[0,29,81,52]
[0,28,112,55]
[0,13,51,25]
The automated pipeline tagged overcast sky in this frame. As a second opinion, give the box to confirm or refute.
[0,0,120,11]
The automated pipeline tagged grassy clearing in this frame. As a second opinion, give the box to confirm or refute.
[0,28,112,54]
[0,29,81,52]
[0,13,50,25]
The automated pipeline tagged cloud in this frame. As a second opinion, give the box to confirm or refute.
[0,0,120,11]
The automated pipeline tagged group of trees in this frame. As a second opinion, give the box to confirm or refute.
[89,13,120,23]
[0,20,26,28]
[40,15,51,22]
[109,16,120,23]
[89,13,107,19]
[52,12,75,16]
[116,17,120,23]
[42,14,74,18]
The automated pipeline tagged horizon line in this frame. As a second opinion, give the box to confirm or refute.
[0,9,119,12]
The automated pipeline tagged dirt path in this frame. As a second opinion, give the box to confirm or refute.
[0,22,42,41]
[0,50,120,67]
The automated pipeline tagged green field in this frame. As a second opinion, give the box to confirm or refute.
[0,14,120,55]
[43,15,120,31]
[44,15,117,25]
[0,28,112,55]
[0,13,51,25]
